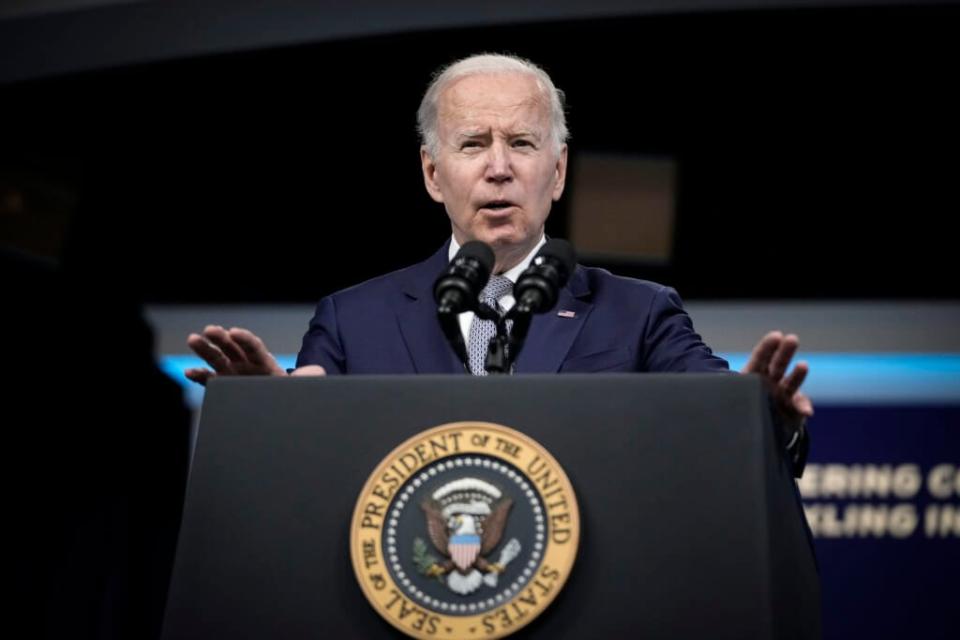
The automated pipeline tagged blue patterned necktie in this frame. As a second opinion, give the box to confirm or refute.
[467,275,514,375]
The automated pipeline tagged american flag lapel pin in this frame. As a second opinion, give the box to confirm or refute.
[557,310,576,318]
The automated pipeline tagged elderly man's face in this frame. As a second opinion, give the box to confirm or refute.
[421,73,567,271]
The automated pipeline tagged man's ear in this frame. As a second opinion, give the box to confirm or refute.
[421,146,445,204]
[551,144,568,202]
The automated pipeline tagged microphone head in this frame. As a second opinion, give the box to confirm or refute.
[534,239,576,288]
[433,240,495,313]
[457,240,496,276]
[513,238,577,314]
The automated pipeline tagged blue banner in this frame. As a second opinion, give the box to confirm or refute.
[803,406,959,640]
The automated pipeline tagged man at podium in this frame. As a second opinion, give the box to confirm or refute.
[184,53,813,472]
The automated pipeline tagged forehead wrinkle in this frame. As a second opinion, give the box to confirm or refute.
[438,76,551,141]
[442,109,549,146]
[452,124,544,140]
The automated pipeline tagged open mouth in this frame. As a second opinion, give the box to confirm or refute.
[480,200,515,211]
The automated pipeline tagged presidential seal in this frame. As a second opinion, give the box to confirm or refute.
[350,422,579,639]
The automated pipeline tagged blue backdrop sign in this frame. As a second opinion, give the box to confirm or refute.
[803,406,959,640]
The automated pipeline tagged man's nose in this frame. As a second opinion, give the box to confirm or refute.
[484,141,513,183]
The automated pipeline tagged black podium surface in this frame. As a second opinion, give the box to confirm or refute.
[163,374,819,639]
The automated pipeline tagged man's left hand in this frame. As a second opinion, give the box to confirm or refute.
[742,331,814,430]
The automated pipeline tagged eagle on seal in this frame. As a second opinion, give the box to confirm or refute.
[417,476,519,594]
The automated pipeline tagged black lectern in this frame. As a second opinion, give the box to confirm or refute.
[163,374,819,639]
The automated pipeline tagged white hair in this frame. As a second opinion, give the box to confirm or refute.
[417,53,569,159]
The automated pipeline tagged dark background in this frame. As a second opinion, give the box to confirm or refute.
[3,4,957,302]
[2,4,957,640]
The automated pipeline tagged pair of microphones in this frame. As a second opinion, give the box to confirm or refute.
[434,239,576,374]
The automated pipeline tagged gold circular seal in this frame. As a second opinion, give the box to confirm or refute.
[350,422,580,639]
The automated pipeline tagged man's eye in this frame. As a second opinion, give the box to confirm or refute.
[461,141,482,149]
[513,139,534,148]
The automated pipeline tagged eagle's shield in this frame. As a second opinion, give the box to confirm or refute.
[448,534,481,571]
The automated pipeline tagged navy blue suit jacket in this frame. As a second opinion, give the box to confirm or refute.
[296,242,730,375]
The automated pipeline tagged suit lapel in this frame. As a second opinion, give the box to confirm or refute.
[395,243,466,374]
[514,266,593,373]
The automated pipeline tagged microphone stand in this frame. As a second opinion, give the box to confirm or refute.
[483,302,539,375]
[477,302,510,375]
[437,300,512,375]
[499,302,535,374]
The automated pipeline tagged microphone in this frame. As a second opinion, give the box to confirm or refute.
[434,241,495,314]
[434,241,494,373]
[512,239,576,315]
[502,239,576,373]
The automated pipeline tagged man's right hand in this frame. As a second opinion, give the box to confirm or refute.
[185,325,324,386]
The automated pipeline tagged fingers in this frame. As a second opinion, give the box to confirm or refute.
[742,331,800,382]
[792,391,815,418]
[184,367,215,386]
[229,327,285,375]
[779,361,814,419]
[187,325,287,377]
[741,330,783,375]
[768,334,799,382]
[291,365,327,377]
[187,330,235,374]
[744,332,814,423]
[781,359,809,399]
[203,325,249,364]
